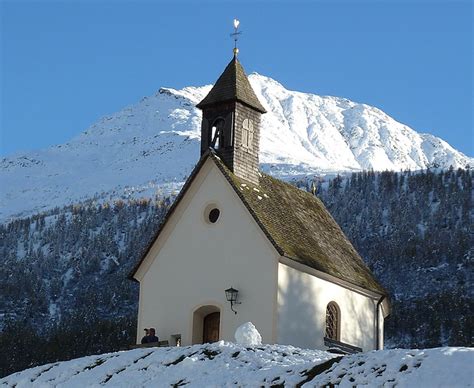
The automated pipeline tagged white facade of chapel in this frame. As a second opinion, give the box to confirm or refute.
[133,158,387,351]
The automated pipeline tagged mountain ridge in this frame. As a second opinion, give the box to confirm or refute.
[1,74,471,221]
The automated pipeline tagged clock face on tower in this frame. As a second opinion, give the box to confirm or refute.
[242,118,254,150]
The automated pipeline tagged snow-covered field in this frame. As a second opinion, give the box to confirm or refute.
[1,74,472,222]
[1,343,472,387]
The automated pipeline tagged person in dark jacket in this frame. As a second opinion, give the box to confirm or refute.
[147,328,159,343]
[141,328,150,344]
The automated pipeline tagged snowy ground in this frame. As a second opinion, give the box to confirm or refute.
[2,343,472,387]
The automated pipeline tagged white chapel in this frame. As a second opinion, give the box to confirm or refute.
[130,51,390,353]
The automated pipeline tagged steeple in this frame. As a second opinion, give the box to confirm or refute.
[196,56,266,185]
[196,56,266,114]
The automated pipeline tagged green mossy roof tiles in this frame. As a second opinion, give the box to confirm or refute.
[131,151,386,296]
[211,153,386,295]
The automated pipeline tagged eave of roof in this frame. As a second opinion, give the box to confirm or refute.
[128,150,214,281]
[211,156,387,296]
[129,150,388,297]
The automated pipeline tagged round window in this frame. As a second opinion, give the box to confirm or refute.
[208,208,220,223]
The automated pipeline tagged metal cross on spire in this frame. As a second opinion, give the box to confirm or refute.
[230,19,242,57]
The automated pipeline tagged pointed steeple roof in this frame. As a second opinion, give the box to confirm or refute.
[196,56,266,113]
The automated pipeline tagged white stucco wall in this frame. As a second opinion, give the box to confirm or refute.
[378,302,385,349]
[135,159,279,345]
[277,262,380,351]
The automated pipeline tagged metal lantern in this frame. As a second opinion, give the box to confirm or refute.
[225,287,241,314]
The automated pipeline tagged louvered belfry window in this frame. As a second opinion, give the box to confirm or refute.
[241,118,253,150]
[325,302,339,340]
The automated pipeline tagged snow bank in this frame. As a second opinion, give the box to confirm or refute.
[1,344,472,387]
[234,322,262,346]
[0,342,332,387]
[309,347,474,387]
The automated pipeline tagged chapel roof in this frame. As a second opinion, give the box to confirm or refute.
[196,56,267,113]
[130,150,387,296]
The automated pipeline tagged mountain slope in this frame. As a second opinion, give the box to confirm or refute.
[1,74,471,221]
[0,169,471,376]
[1,343,472,387]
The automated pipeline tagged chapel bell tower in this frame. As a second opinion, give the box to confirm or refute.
[196,53,266,185]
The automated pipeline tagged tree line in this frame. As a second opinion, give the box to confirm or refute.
[0,168,472,376]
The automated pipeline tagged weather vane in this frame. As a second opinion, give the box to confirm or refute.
[230,19,241,56]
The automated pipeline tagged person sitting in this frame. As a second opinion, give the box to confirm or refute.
[141,328,149,344]
[147,328,159,343]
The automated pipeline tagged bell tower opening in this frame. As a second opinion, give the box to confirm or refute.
[210,118,226,149]
[196,55,266,185]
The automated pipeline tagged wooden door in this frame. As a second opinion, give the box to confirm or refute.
[203,312,220,343]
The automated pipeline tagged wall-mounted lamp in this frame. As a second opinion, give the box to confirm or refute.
[225,287,241,314]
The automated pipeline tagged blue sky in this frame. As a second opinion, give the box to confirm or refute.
[1,0,473,157]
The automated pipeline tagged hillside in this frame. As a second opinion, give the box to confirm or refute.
[1,169,471,377]
[1,74,472,221]
[1,343,472,387]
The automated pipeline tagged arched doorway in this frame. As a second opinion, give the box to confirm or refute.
[203,312,220,343]
[192,305,221,344]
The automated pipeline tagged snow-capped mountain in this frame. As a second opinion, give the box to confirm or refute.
[1,74,471,221]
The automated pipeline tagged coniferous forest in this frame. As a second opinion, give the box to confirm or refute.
[0,168,472,377]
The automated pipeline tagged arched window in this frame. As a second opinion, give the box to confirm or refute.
[325,302,340,340]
